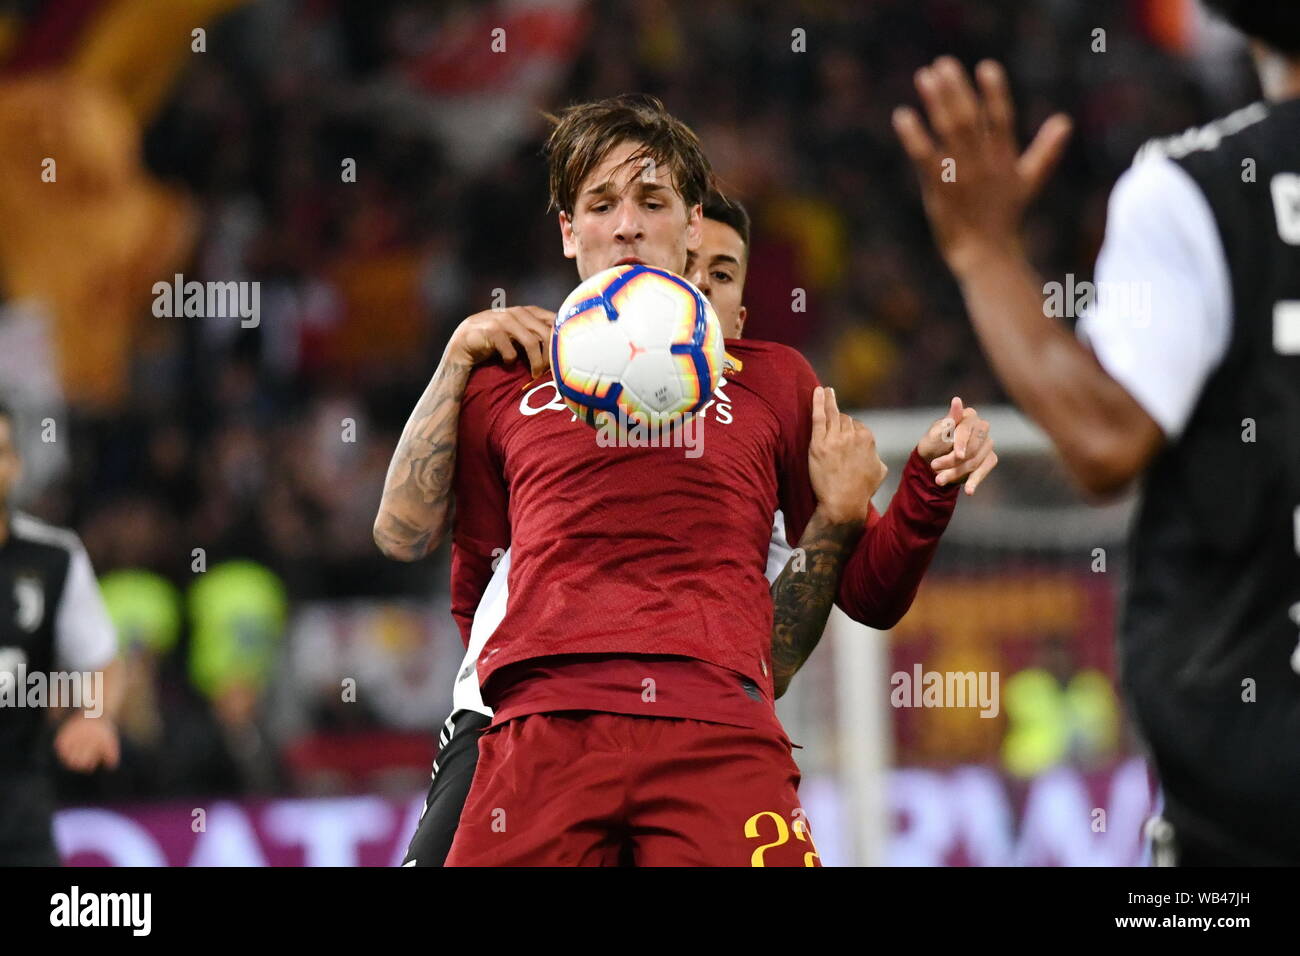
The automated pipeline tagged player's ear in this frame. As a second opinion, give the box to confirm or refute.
[735,305,747,337]
[559,211,577,259]
[685,203,703,252]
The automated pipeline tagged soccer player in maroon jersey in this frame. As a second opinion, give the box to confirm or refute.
[376,95,997,865]
[399,192,990,866]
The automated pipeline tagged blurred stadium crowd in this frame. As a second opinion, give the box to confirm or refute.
[0,0,1252,803]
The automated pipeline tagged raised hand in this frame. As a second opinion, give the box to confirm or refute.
[917,396,999,495]
[809,386,889,524]
[891,57,1072,279]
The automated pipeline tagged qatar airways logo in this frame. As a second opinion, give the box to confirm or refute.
[519,379,734,459]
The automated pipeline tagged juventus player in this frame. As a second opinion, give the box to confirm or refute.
[377,96,997,866]
[892,3,1300,864]
[0,403,123,865]
[398,194,987,865]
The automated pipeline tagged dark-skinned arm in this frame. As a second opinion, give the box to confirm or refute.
[950,250,1163,499]
[893,56,1163,500]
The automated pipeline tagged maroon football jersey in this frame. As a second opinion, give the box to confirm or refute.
[451,338,960,697]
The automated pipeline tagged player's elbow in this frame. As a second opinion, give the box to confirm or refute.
[842,600,909,632]
[1067,404,1163,503]
[1076,466,1135,503]
[1072,440,1146,503]
[865,607,908,631]
[372,513,441,562]
[372,528,418,562]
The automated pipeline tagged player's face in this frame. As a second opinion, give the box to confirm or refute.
[685,218,748,339]
[0,418,20,508]
[560,139,703,280]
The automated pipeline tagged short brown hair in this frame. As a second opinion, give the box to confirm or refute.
[543,94,713,217]
[702,189,751,253]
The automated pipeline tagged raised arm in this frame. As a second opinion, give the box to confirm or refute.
[374,306,554,561]
[892,57,1163,499]
[832,401,989,630]
[770,386,881,696]
[771,390,997,696]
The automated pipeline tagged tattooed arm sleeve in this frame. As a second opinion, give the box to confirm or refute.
[770,508,863,699]
[373,354,474,561]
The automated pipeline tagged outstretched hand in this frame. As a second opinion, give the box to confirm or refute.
[891,57,1072,278]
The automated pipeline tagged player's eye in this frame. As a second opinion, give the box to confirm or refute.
[712,271,733,282]
[645,201,664,210]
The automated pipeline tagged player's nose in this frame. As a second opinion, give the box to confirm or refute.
[612,208,645,242]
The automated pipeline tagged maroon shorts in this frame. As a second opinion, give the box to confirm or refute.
[444,711,821,867]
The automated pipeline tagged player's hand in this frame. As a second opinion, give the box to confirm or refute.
[54,713,120,773]
[919,396,998,495]
[447,306,556,378]
[809,385,888,524]
[891,57,1072,278]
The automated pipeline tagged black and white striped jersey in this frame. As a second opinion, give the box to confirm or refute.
[0,512,116,773]
[1080,97,1300,861]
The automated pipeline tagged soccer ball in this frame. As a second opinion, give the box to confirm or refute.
[550,263,724,430]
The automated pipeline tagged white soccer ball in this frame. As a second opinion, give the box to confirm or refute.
[551,263,724,429]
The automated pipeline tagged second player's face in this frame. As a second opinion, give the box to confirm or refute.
[560,139,702,280]
[685,218,748,339]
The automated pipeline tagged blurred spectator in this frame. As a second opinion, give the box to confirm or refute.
[1002,635,1121,779]
[188,560,288,793]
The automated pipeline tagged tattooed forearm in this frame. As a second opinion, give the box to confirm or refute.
[373,354,474,561]
[770,508,863,698]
